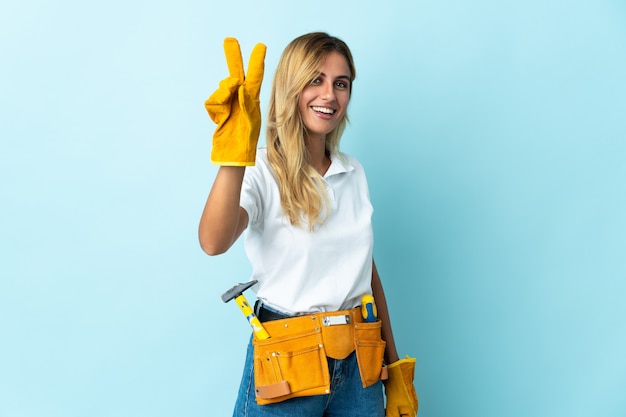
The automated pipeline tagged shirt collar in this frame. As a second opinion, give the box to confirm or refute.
[324,152,354,178]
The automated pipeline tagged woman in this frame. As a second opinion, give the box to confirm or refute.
[200,32,417,417]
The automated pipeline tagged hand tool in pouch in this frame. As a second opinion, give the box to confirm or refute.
[221,280,270,340]
[361,294,377,322]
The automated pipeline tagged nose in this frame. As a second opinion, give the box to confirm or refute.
[320,80,335,101]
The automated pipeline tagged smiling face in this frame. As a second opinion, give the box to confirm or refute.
[298,51,352,143]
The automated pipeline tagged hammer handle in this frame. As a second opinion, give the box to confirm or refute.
[235,295,270,340]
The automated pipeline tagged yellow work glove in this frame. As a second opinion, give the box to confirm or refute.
[384,356,419,417]
[204,38,266,166]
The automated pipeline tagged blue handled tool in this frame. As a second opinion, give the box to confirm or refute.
[361,294,377,322]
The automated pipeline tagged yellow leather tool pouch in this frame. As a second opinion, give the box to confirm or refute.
[319,312,356,360]
[354,319,387,388]
[252,308,386,404]
[252,315,330,405]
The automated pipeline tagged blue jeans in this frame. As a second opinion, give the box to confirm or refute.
[232,338,385,417]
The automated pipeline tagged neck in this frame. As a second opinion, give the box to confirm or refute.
[306,134,331,175]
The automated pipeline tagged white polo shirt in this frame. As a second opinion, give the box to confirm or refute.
[240,148,374,315]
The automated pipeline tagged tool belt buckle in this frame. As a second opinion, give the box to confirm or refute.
[322,314,351,327]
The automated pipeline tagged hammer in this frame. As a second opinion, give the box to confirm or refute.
[221,280,270,340]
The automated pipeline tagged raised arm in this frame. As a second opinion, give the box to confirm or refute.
[198,38,265,255]
[198,166,249,255]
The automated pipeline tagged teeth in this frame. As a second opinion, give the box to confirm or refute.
[311,106,335,114]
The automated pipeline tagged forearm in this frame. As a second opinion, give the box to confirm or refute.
[198,166,248,255]
[371,260,400,364]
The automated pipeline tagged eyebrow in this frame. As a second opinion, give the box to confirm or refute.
[319,72,352,81]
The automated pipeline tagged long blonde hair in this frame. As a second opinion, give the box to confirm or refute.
[266,32,356,230]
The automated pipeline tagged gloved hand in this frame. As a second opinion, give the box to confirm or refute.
[204,38,266,166]
[384,356,418,417]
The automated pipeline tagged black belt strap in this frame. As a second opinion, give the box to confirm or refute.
[254,300,292,322]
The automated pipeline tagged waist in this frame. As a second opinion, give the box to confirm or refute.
[254,301,363,323]
[254,301,292,322]
[252,302,381,362]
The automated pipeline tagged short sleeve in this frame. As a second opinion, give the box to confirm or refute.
[241,171,261,225]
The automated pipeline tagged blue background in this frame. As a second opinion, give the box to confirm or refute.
[2,1,625,416]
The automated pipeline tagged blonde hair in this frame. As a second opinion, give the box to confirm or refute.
[266,32,356,230]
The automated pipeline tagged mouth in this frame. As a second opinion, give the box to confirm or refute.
[310,106,336,115]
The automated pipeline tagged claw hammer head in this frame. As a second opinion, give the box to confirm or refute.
[221,280,258,303]
[220,280,270,340]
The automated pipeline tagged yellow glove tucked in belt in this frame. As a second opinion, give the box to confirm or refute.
[384,356,418,417]
[204,38,266,166]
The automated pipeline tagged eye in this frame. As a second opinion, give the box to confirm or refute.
[335,80,349,89]
[310,77,322,85]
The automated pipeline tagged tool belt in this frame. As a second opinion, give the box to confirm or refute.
[252,306,387,405]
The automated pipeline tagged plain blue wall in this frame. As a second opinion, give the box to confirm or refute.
[1,1,625,416]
